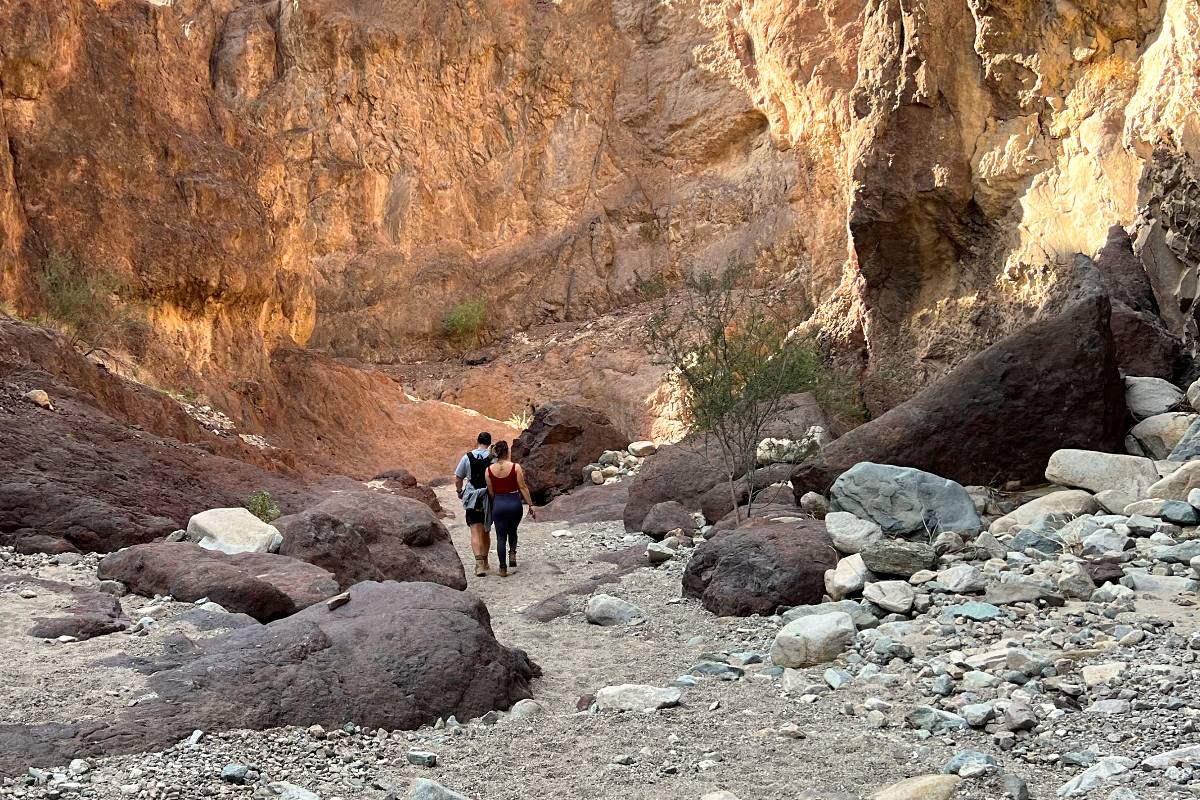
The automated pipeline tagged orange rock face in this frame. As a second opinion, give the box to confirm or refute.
[1,0,1198,425]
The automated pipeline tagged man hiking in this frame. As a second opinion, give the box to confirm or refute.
[455,431,494,577]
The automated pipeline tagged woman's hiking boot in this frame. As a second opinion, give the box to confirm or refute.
[474,557,488,577]
[508,550,518,568]
[498,566,508,578]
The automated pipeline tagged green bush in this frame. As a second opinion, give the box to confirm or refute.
[245,490,281,524]
[34,250,143,353]
[441,298,487,342]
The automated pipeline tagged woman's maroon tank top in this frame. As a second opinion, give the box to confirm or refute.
[489,463,520,494]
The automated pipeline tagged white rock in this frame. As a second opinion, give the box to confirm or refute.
[646,541,675,564]
[1056,756,1134,797]
[863,580,916,613]
[755,427,831,466]
[1124,572,1199,595]
[1188,377,1200,413]
[825,511,883,555]
[254,783,321,800]
[1127,412,1197,459]
[1125,376,1183,420]
[627,441,657,457]
[1045,450,1158,509]
[508,699,549,721]
[771,611,856,668]
[595,684,682,711]
[1148,460,1200,500]
[1081,662,1127,687]
[188,508,282,555]
[1141,743,1200,769]
[408,779,470,800]
[23,389,53,409]
[989,490,1099,536]
[937,564,988,593]
[825,554,872,600]
[701,793,742,800]
[584,594,645,626]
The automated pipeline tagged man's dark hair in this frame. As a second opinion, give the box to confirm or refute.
[477,431,492,445]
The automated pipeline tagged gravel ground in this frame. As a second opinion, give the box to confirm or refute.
[0,485,1196,800]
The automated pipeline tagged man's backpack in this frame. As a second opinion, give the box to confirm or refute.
[467,451,492,488]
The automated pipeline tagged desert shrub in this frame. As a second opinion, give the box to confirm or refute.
[645,263,862,518]
[441,298,487,343]
[245,490,281,523]
[35,250,144,354]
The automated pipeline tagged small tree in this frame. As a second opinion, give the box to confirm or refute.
[645,264,848,520]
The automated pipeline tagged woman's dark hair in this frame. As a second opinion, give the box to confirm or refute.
[492,440,510,459]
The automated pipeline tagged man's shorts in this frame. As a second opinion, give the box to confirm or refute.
[466,508,486,526]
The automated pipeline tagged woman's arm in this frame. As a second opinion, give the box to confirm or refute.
[485,466,494,497]
[516,464,536,519]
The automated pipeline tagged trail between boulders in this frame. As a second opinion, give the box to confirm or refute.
[1,483,1194,800]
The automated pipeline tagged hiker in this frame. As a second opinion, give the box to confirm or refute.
[455,431,495,577]
[484,440,536,578]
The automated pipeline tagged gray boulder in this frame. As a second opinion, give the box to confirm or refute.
[831,463,981,538]
[770,611,856,668]
[584,594,645,626]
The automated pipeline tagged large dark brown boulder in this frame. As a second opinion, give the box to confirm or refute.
[0,581,540,775]
[792,295,1126,496]
[625,393,830,531]
[97,543,339,622]
[511,402,629,504]
[641,501,697,540]
[682,519,837,617]
[538,482,629,524]
[275,493,466,591]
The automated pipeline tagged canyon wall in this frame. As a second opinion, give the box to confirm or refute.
[1,0,1198,422]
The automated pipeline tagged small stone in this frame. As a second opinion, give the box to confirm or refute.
[407,779,470,800]
[96,580,128,597]
[406,750,438,767]
[585,594,646,626]
[863,580,916,613]
[595,684,682,711]
[23,389,53,409]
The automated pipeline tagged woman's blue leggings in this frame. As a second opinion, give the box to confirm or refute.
[492,492,523,568]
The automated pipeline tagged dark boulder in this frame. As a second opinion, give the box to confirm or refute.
[626,393,830,531]
[640,501,697,540]
[511,402,629,505]
[1092,227,1184,380]
[369,469,442,515]
[0,581,540,775]
[97,543,339,622]
[682,519,836,617]
[538,482,629,525]
[0,575,130,640]
[699,463,795,524]
[792,295,1126,496]
[275,493,466,591]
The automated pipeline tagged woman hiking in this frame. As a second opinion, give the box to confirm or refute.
[484,440,536,578]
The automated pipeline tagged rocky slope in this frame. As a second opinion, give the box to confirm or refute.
[2,0,1197,419]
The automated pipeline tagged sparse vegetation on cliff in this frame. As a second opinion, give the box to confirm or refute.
[34,250,145,356]
[441,298,488,345]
